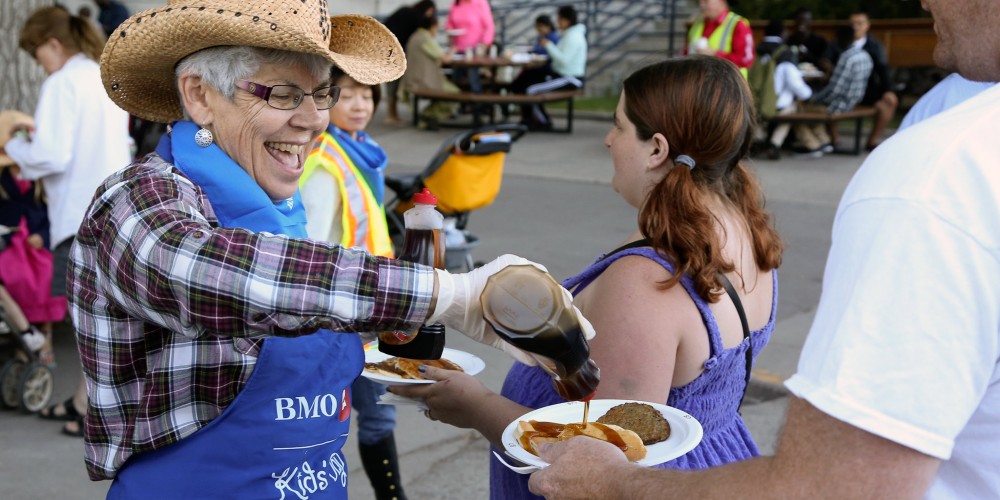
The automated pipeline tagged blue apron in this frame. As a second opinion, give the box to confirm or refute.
[109,332,363,499]
[108,122,364,498]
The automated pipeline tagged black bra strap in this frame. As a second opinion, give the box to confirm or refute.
[718,272,753,411]
[601,238,652,261]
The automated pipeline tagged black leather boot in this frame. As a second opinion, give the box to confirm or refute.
[358,433,407,500]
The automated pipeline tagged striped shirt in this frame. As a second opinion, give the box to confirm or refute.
[812,45,874,114]
[68,154,435,480]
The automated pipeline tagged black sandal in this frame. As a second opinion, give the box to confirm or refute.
[61,413,85,438]
[39,397,79,422]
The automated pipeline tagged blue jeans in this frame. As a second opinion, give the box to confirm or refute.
[466,68,484,94]
[351,376,397,445]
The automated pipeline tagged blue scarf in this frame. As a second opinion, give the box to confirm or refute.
[330,125,388,206]
[155,121,308,237]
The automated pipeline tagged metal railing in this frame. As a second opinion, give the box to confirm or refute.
[438,0,687,84]
[489,0,684,82]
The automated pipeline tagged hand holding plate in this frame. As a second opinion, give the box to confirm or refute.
[361,347,485,386]
[389,366,495,430]
[527,437,635,499]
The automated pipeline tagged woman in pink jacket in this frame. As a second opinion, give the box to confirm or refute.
[446,0,494,94]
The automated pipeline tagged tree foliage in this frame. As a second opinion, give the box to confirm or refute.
[733,0,930,21]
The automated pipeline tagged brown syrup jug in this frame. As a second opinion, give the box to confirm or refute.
[378,189,447,359]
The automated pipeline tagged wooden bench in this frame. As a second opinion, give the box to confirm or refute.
[411,89,584,133]
[769,106,879,155]
[749,18,936,69]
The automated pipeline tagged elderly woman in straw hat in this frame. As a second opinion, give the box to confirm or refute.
[73,0,582,496]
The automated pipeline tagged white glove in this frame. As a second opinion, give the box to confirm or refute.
[428,254,596,365]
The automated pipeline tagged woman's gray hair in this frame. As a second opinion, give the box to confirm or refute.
[174,46,332,119]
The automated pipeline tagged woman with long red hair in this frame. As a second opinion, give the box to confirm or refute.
[394,55,784,499]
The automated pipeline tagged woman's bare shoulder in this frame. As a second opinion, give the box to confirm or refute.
[586,253,693,316]
[580,254,700,400]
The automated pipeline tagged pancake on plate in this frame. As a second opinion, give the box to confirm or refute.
[514,419,647,462]
[365,357,463,380]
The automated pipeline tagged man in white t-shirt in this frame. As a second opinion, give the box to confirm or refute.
[526,0,1000,497]
[898,73,996,131]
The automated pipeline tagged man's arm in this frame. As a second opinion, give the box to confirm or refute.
[824,55,859,113]
[815,52,871,114]
[810,55,845,107]
[529,397,941,499]
[715,18,755,69]
[778,63,813,101]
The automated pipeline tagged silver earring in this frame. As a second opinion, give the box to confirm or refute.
[194,127,214,147]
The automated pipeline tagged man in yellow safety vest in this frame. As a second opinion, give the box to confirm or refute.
[687,0,755,77]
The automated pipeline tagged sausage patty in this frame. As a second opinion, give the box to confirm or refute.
[596,402,671,445]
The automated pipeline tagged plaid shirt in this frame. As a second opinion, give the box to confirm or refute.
[68,154,434,480]
[812,45,873,114]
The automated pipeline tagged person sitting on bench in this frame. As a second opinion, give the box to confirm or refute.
[401,15,460,129]
[755,19,812,160]
[794,25,872,158]
[509,6,586,131]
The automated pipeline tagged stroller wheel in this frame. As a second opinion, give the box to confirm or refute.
[1,360,26,409]
[19,363,54,413]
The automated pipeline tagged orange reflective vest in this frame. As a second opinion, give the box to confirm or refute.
[301,132,394,258]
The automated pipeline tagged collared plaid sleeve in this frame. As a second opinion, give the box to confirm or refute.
[77,157,435,338]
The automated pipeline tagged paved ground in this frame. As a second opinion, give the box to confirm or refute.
[0,108,867,499]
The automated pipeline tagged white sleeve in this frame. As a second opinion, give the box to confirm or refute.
[784,65,813,101]
[4,74,76,179]
[786,198,1000,460]
[300,169,340,244]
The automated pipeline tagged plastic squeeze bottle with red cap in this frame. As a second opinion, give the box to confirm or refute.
[378,188,447,359]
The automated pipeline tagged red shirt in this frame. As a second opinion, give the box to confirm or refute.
[688,10,755,69]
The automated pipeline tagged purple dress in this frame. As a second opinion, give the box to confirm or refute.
[489,247,778,499]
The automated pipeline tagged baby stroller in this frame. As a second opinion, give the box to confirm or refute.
[0,227,54,413]
[384,123,527,271]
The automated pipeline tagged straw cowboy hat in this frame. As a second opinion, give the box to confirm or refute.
[100,0,406,123]
[0,110,35,168]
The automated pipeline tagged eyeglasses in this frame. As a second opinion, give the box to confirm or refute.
[236,81,340,110]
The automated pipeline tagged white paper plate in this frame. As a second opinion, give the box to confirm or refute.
[500,399,703,470]
[361,345,485,386]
